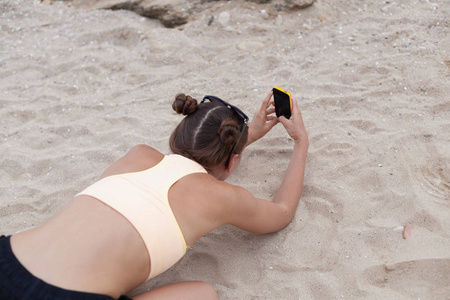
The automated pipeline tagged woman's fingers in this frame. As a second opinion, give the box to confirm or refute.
[266,107,276,115]
[278,115,289,126]
[291,97,298,114]
[266,116,278,129]
[260,91,274,112]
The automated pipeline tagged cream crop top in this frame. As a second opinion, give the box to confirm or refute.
[76,154,207,280]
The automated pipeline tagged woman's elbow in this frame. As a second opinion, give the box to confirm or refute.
[264,205,295,234]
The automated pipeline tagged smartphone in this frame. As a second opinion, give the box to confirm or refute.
[273,86,292,119]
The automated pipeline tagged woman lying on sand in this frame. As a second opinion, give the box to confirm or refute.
[0,91,308,300]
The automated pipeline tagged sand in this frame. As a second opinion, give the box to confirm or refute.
[1,0,449,298]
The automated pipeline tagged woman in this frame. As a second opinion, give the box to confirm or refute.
[0,91,308,299]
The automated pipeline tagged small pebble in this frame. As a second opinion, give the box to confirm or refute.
[318,14,328,21]
[394,226,404,232]
[385,264,396,271]
[276,15,283,26]
[207,16,214,26]
[218,12,230,26]
[403,224,412,239]
[303,23,313,30]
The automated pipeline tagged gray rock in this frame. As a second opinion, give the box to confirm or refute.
[70,0,197,28]
[247,0,315,10]
[274,0,315,11]
[218,11,231,27]
[66,0,315,28]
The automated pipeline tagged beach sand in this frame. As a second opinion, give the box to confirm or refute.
[1,0,449,298]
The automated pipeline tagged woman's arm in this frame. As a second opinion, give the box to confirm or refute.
[272,96,309,219]
[221,96,308,233]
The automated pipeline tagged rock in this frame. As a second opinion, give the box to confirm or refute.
[302,23,313,30]
[385,263,397,271]
[247,0,314,9]
[64,0,315,28]
[113,0,191,28]
[394,226,404,232]
[218,11,231,26]
[268,0,315,11]
[284,0,315,10]
[70,0,195,28]
[237,41,265,51]
[318,13,327,21]
[403,224,412,239]
[276,14,283,26]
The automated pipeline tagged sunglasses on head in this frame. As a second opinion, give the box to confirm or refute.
[201,95,249,168]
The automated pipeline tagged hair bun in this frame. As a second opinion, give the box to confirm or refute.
[172,93,198,115]
[218,118,240,145]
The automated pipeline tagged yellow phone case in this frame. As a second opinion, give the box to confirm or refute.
[273,86,292,112]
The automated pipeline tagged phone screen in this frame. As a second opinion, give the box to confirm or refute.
[273,87,292,119]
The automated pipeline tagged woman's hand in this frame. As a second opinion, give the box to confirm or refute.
[246,91,278,146]
[278,97,308,146]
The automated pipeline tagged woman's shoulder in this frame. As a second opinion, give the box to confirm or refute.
[99,145,163,178]
[124,144,164,168]
[127,144,161,157]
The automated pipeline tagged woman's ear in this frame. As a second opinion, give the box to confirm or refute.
[226,153,240,173]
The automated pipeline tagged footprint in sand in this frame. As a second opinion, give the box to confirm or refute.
[363,258,450,298]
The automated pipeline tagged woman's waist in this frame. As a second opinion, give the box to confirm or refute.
[10,195,150,297]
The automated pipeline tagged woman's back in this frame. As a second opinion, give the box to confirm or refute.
[10,145,225,298]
